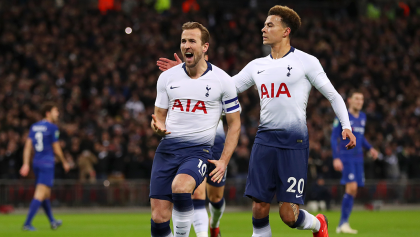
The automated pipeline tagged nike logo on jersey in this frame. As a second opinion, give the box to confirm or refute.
[296,195,302,198]
[257,70,265,74]
[170,86,179,89]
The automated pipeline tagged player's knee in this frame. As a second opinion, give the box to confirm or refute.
[252,200,270,218]
[192,189,205,199]
[171,182,194,194]
[280,210,296,227]
[208,192,223,203]
[151,211,171,223]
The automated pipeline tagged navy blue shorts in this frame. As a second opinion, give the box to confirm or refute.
[341,161,365,187]
[149,147,211,202]
[33,166,54,187]
[207,151,227,187]
[244,143,309,205]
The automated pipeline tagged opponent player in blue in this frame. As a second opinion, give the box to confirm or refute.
[150,22,241,237]
[20,102,70,231]
[331,90,378,234]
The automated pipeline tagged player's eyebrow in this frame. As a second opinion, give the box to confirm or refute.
[265,22,274,26]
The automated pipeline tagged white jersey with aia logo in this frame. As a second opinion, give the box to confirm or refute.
[233,47,349,149]
[155,61,240,151]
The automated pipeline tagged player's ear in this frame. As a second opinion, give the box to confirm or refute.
[284,27,291,37]
[203,42,209,54]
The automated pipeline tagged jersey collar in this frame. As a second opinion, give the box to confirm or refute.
[269,46,295,59]
[182,61,212,78]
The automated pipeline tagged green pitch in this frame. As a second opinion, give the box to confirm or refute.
[0,210,419,236]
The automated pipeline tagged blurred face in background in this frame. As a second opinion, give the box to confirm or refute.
[180,28,208,68]
[262,15,289,46]
[47,107,60,123]
[348,93,364,112]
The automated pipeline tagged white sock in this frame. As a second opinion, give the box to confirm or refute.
[252,216,272,237]
[252,224,272,237]
[192,203,209,237]
[172,193,194,237]
[296,209,321,232]
[172,209,194,237]
[209,198,226,228]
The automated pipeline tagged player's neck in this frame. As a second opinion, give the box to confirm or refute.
[44,117,53,123]
[349,108,360,118]
[270,40,291,59]
[186,59,208,79]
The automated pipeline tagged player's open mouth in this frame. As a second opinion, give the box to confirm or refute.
[185,52,194,59]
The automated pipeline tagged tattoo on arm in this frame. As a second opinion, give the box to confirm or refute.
[290,203,299,221]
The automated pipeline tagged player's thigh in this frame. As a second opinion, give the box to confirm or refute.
[34,166,54,188]
[174,156,209,194]
[276,148,309,205]
[341,161,357,185]
[192,177,206,200]
[151,198,173,223]
[206,184,224,203]
[207,151,227,188]
[149,152,179,202]
[244,144,277,203]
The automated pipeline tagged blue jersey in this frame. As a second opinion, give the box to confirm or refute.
[331,111,372,163]
[28,120,59,167]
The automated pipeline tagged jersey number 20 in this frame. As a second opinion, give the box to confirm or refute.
[34,132,44,152]
[286,177,304,194]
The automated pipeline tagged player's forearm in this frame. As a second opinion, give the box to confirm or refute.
[53,143,66,164]
[318,82,351,130]
[22,139,32,166]
[219,120,241,164]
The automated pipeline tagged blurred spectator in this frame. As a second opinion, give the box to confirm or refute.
[77,150,98,183]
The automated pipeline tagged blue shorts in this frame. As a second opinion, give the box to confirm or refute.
[207,151,227,187]
[341,161,365,187]
[244,143,309,205]
[149,146,212,202]
[33,166,54,187]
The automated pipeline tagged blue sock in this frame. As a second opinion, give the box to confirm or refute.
[172,193,193,212]
[339,193,354,226]
[24,199,42,226]
[252,215,270,229]
[42,199,54,222]
[151,219,172,237]
[209,198,224,209]
[290,210,305,228]
[193,199,206,209]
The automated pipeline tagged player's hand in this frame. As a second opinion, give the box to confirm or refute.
[20,164,30,177]
[208,159,227,183]
[156,53,182,71]
[333,158,343,172]
[370,148,379,160]
[342,129,356,150]
[63,162,70,173]
[151,114,171,136]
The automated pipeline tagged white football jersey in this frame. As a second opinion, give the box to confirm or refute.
[155,62,239,151]
[233,47,341,148]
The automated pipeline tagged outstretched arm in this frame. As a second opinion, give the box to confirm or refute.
[156,53,182,71]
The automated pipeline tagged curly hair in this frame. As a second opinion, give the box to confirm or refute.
[268,5,301,36]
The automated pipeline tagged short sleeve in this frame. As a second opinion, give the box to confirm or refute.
[154,73,169,109]
[52,125,59,143]
[304,56,330,89]
[232,62,255,93]
[221,77,240,114]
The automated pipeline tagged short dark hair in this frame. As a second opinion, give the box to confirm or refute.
[40,102,57,117]
[268,5,301,36]
[348,89,363,98]
[181,22,210,45]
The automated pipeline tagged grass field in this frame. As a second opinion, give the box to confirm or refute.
[0,210,419,236]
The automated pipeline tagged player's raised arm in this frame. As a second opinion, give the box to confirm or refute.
[20,138,33,177]
[157,53,182,71]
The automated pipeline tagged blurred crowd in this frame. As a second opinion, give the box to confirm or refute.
[0,0,420,185]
